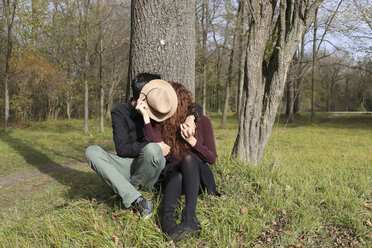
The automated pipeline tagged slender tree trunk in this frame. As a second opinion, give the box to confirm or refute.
[129,0,195,94]
[215,52,222,113]
[3,0,17,131]
[4,73,9,131]
[294,36,305,114]
[311,7,318,122]
[99,48,104,132]
[66,88,71,119]
[97,0,104,133]
[201,0,207,114]
[202,63,207,114]
[345,75,349,111]
[233,0,322,164]
[221,0,244,127]
[84,71,89,134]
[83,0,90,134]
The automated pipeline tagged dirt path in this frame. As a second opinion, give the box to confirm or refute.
[0,161,85,189]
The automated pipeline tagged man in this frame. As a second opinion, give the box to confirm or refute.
[86,73,196,219]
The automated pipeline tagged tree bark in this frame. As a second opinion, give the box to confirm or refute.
[128,0,195,94]
[286,55,296,122]
[237,3,247,117]
[294,35,305,114]
[233,0,323,164]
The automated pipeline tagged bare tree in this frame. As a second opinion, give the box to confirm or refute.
[319,54,343,112]
[233,0,323,164]
[221,0,245,128]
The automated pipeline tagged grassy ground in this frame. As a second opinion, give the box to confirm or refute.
[0,113,371,247]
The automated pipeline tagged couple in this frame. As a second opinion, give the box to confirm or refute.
[86,73,219,240]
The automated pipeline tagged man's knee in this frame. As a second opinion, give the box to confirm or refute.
[142,143,164,160]
[86,145,104,163]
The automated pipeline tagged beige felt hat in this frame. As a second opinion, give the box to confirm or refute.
[140,79,178,122]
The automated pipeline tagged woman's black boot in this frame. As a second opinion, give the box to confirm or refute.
[180,208,201,236]
[161,210,185,242]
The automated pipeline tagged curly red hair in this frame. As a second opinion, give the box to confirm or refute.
[158,82,197,158]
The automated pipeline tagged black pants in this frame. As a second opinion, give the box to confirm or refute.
[162,155,201,214]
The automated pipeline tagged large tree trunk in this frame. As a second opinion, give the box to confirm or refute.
[233,0,322,164]
[128,0,195,94]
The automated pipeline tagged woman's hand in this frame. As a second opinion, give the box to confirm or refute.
[181,115,196,138]
[135,100,150,124]
[180,124,197,147]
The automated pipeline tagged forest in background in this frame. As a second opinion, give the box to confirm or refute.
[1,0,371,125]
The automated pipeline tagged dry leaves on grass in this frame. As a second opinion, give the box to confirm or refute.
[240,206,248,214]
[363,203,372,210]
[111,236,119,244]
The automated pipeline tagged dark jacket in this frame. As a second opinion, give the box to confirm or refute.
[111,102,149,158]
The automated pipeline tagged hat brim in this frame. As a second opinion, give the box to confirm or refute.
[140,80,178,122]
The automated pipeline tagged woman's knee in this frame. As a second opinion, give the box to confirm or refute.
[180,155,199,171]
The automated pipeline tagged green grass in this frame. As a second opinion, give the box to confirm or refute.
[0,119,114,176]
[0,113,371,247]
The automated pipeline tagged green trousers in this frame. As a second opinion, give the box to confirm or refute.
[85,143,165,208]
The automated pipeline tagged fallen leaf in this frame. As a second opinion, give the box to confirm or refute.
[364,203,372,210]
[365,220,372,226]
[153,224,161,233]
[111,236,119,244]
[240,225,244,232]
[240,206,248,214]
[243,184,251,189]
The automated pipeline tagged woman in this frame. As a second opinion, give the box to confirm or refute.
[143,82,219,240]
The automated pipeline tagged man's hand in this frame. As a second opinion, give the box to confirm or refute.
[135,100,150,124]
[181,115,196,138]
[156,141,170,156]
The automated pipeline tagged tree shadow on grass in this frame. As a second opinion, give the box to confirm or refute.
[0,131,114,206]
